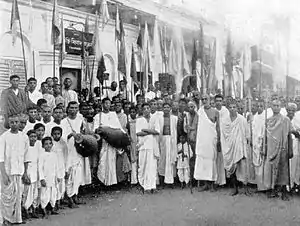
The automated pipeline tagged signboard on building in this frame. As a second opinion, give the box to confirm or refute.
[65,29,94,56]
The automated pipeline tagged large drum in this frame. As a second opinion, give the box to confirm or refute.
[96,126,130,149]
[74,134,100,157]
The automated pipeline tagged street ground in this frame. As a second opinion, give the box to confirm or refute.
[28,185,300,226]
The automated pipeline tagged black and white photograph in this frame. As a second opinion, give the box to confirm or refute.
[0,0,300,225]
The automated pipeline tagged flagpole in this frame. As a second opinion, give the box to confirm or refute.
[117,39,120,94]
[18,17,28,81]
[53,34,56,78]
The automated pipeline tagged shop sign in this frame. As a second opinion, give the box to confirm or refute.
[65,28,94,56]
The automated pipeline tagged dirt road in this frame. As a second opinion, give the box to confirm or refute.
[28,187,300,226]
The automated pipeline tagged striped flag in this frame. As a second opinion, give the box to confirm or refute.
[51,0,60,45]
[142,23,151,91]
[115,6,120,41]
[136,24,142,49]
[10,0,20,46]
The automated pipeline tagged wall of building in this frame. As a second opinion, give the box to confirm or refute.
[0,0,140,93]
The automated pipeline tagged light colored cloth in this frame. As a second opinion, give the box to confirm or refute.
[129,117,138,184]
[61,116,91,196]
[145,91,156,101]
[215,106,229,186]
[290,111,300,187]
[223,114,249,183]
[1,175,23,224]
[27,145,40,183]
[39,151,58,208]
[40,187,57,209]
[23,181,38,210]
[158,115,178,184]
[93,112,123,186]
[28,89,43,104]
[194,107,217,181]
[42,117,55,137]
[52,139,68,179]
[23,121,36,135]
[62,89,79,107]
[262,114,292,190]
[43,93,56,110]
[177,142,193,183]
[252,112,266,190]
[0,131,30,176]
[136,116,160,190]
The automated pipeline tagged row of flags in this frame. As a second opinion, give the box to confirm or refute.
[9,0,228,96]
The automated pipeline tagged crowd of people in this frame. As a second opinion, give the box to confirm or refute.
[1,74,300,225]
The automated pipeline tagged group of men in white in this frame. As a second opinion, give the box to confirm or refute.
[1,74,300,225]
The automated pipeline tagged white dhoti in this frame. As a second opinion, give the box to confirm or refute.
[138,149,157,191]
[97,140,117,186]
[194,108,217,181]
[66,162,84,197]
[158,136,176,184]
[56,179,66,201]
[290,136,300,187]
[23,181,39,210]
[40,186,57,209]
[1,175,23,224]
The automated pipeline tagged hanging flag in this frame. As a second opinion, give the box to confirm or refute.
[117,7,126,77]
[84,15,89,33]
[153,19,162,84]
[96,55,106,85]
[199,23,205,93]
[92,11,102,61]
[168,39,177,75]
[142,23,151,91]
[191,39,197,75]
[58,15,66,67]
[51,0,60,45]
[100,0,110,30]
[136,24,143,49]
[10,0,20,46]
[115,6,120,41]
[207,39,217,94]
[130,45,138,86]
[159,25,168,74]
[225,31,233,96]
[28,0,34,34]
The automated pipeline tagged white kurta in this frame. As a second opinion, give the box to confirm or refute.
[136,116,160,190]
[93,112,123,186]
[194,107,217,181]
[39,151,58,208]
[61,116,91,197]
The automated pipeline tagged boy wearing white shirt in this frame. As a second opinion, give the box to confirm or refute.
[23,130,40,219]
[39,137,59,218]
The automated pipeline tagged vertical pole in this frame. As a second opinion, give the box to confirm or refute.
[259,46,262,98]
[18,18,27,81]
[140,48,143,96]
[53,36,56,78]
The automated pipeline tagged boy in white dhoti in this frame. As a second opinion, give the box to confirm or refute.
[39,137,59,217]
[51,126,68,209]
[23,130,40,219]
[223,100,250,196]
[0,115,31,225]
[136,103,160,193]
[177,135,193,188]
